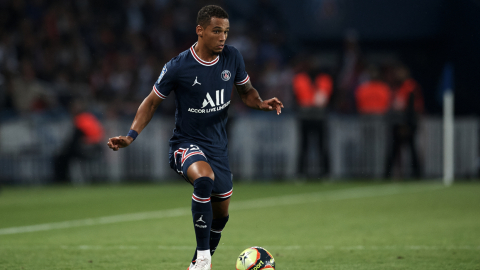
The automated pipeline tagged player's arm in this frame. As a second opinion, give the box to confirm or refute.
[107,90,163,151]
[235,80,284,115]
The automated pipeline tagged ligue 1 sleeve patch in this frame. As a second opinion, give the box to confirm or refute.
[156,64,168,84]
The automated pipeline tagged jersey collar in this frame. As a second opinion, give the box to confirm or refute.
[190,42,220,66]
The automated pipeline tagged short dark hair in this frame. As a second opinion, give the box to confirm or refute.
[197,5,229,28]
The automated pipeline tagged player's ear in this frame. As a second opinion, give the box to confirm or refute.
[196,25,203,37]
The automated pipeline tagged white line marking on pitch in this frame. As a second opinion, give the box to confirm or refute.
[0,184,443,235]
[0,208,190,235]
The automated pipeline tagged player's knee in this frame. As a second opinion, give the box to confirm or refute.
[187,161,215,182]
[198,170,215,181]
[192,177,214,199]
[213,210,229,219]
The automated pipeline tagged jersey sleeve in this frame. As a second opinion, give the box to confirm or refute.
[233,49,250,86]
[153,60,176,99]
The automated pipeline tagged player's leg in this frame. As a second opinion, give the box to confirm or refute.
[210,197,230,255]
[209,155,233,259]
[169,143,214,269]
[187,160,215,269]
[188,156,233,268]
[190,197,230,264]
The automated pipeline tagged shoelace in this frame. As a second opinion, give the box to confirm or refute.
[193,257,209,269]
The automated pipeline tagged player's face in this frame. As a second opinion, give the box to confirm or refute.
[202,17,229,55]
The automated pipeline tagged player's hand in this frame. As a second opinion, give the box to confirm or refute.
[107,136,134,151]
[260,97,284,115]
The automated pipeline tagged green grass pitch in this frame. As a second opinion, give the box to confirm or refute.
[1,181,479,270]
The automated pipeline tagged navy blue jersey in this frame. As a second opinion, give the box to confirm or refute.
[153,43,249,156]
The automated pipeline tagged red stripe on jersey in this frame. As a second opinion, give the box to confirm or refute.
[153,85,167,99]
[235,75,250,85]
[190,44,219,66]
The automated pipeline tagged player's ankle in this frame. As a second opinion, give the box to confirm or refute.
[197,249,211,260]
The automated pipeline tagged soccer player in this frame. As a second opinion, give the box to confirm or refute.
[107,5,283,270]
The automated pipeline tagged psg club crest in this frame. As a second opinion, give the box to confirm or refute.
[221,70,231,81]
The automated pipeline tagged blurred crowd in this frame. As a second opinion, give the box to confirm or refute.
[0,0,435,181]
[292,31,424,116]
[0,0,295,121]
[0,0,424,121]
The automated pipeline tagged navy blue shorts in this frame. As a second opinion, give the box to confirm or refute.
[169,142,233,202]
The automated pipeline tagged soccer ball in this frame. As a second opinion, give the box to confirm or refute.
[236,246,275,270]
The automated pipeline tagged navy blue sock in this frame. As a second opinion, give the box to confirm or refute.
[192,215,229,263]
[209,215,229,255]
[191,177,214,251]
